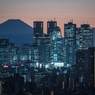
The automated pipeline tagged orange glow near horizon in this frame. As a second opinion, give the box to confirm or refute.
[0,0,95,37]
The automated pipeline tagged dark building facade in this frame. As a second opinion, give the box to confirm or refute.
[76,47,95,88]
[92,28,95,47]
[33,21,43,37]
[47,20,57,36]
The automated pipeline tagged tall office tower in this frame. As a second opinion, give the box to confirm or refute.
[47,20,57,36]
[50,26,63,67]
[76,49,88,84]
[76,47,95,87]
[39,43,50,64]
[33,21,43,37]
[76,28,82,49]
[64,21,76,46]
[87,47,95,87]
[64,21,76,65]
[33,35,50,64]
[92,28,95,47]
[79,24,92,48]
[88,47,95,87]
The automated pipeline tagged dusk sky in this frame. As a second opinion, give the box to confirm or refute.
[0,0,95,36]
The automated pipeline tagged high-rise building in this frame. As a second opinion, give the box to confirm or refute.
[39,43,50,64]
[47,20,57,36]
[64,21,76,46]
[88,47,95,87]
[33,21,51,64]
[76,47,95,87]
[76,49,88,84]
[92,28,95,47]
[79,24,92,48]
[50,26,63,67]
[33,35,50,64]
[33,21,43,37]
[76,28,82,49]
[64,21,76,65]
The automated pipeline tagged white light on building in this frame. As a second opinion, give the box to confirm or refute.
[36,62,39,67]
[54,62,64,67]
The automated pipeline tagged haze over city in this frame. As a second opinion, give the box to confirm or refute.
[0,0,95,36]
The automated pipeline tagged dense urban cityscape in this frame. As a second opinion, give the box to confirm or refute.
[0,20,95,95]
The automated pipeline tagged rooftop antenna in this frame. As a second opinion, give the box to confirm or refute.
[70,19,73,23]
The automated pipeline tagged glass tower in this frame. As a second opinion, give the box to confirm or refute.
[64,21,76,65]
[50,26,63,67]
[79,24,92,48]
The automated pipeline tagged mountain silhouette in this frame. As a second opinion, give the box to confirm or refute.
[0,19,33,47]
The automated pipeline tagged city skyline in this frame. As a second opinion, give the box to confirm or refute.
[0,0,95,36]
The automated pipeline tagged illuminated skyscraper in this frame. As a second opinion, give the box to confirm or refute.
[33,21,50,64]
[47,20,57,36]
[79,24,92,48]
[64,21,76,46]
[76,28,82,49]
[50,26,63,67]
[64,21,76,65]
[92,28,95,47]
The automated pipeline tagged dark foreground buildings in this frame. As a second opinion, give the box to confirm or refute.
[0,20,95,95]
